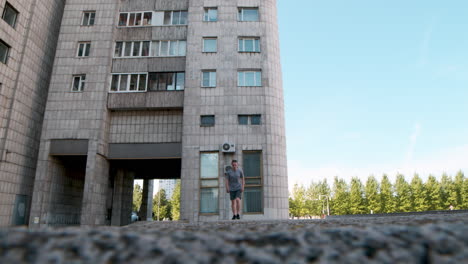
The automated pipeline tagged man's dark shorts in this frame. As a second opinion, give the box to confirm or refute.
[230,190,242,201]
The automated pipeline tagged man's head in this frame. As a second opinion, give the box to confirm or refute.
[231,160,238,171]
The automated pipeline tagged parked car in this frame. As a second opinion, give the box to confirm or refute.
[131,211,140,222]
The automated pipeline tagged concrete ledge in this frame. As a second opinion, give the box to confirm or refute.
[108,142,182,159]
[50,139,88,156]
[107,91,184,110]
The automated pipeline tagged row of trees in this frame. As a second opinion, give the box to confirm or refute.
[289,171,467,218]
[133,180,181,221]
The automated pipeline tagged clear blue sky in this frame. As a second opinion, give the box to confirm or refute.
[278,1,468,187]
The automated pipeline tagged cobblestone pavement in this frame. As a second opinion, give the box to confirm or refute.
[1,212,467,264]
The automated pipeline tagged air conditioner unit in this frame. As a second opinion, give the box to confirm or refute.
[224,165,232,173]
[221,142,235,153]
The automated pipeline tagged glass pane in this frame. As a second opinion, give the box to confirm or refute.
[201,116,215,126]
[238,39,244,51]
[243,187,262,213]
[160,41,169,56]
[158,73,167,90]
[238,9,242,21]
[89,13,95,25]
[251,115,261,125]
[243,9,259,21]
[0,42,6,63]
[176,73,185,90]
[172,11,179,25]
[132,42,141,56]
[245,178,261,185]
[72,77,80,91]
[180,11,188,24]
[119,75,128,91]
[119,13,128,26]
[202,72,210,87]
[111,75,119,91]
[211,72,216,87]
[169,41,177,56]
[129,13,136,26]
[245,39,254,52]
[203,39,217,52]
[129,74,138,91]
[201,180,218,187]
[164,11,171,25]
[238,72,243,86]
[148,73,158,91]
[114,42,122,57]
[245,72,255,86]
[138,74,147,91]
[80,76,85,91]
[200,188,218,213]
[135,13,142,26]
[243,152,261,177]
[238,115,248,125]
[82,12,90,26]
[201,153,218,178]
[178,41,186,56]
[255,71,262,86]
[208,9,217,21]
[124,42,132,56]
[84,43,90,56]
[255,39,260,52]
[78,44,84,56]
[151,41,159,56]
[3,5,17,27]
[142,42,150,56]
[143,12,152,25]
[166,73,175,90]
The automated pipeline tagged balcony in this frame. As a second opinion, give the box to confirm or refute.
[107,90,184,110]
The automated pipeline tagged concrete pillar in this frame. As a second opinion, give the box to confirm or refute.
[111,169,134,226]
[140,179,154,221]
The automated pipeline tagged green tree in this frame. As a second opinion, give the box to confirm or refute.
[133,183,143,212]
[153,188,172,221]
[304,182,322,217]
[440,173,453,209]
[380,174,394,213]
[425,175,441,210]
[394,174,412,212]
[453,171,465,209]
[410,174,428,211]
[331,177,349,215]
[365,175,380,214]
[463,175,468,209]
[349,177,366,214]
[289,183,307,218]
[170,180,181,220]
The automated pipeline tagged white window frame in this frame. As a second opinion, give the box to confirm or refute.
[81,11,96,26]
[202,37,217,53]
[118,11,153,27]
[203,7,218,22]
[77,42,91,57]
[164,10,188,25]
[114,40,186,58]
[202,71,216,87]
[71,75,86,92]
[238,70,262,87]
[238,7,259,22]
[238,37,260,52]
[238,114,262,125]
[109,73,148,93]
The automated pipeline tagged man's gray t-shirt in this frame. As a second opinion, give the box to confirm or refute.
[225,169,244,191]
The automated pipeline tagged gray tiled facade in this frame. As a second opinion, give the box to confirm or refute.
[0,0,287,227]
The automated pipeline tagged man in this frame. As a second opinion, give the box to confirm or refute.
[225,160,245,220]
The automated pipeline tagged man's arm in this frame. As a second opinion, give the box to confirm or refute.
[241,170,245,192]
[225,175,229,193]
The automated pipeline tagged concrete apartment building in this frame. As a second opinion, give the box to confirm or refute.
[0,0,287,227]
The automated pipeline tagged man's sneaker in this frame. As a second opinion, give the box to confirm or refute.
[232,215,236,220]
[236,214,240,220]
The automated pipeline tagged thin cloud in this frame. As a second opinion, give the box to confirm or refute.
[405,123,421,163]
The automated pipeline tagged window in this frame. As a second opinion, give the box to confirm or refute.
[151,40,186,57]
[238,7,259,21]
[2,2,18,28]
[110,73,147,92]
[202,71,216,87]
[238,71,261,86]
[203,38,217,53]
[200,153,219,214]
[239,38,260,52]
[118,11,152,27]
[201,115,215,127]
[82,11,95,26]
[113,41,151,57]
[72,75,86,92]
[243,151,262,213]
[238,115,261,125]
[77,42,91,57]
[0,40,10,64]
[148,72,185,91]
[203,7,217,22]
[164,11,188,25]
